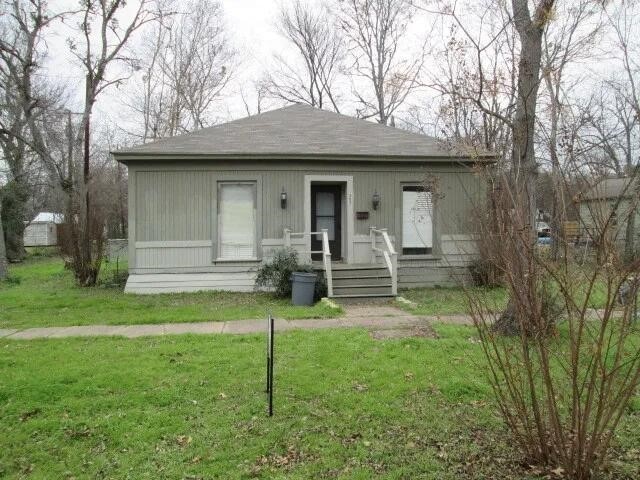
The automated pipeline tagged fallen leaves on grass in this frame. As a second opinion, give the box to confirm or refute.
[342,432,362,446]
[63,424,92,439]
[175,435,192,447]
[352,382,368,392]
[251,446,308,476]
[19,408,40,422]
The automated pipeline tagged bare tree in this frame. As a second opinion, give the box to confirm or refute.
[470,167,640,479]
[539,0,604,259]
[128,0,235,141]
[240,82,270,117]
[0,0,67,261]
[262,0,344,111]
[338,0,425,124]
[0,200,7,279]
[605,1,640,263]
[419,7,518,158]
[62,0,159,285]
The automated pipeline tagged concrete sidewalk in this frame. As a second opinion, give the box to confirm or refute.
[0,305,474,340]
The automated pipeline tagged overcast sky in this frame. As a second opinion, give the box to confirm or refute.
[26,0,626,150]
[37,0,434,145]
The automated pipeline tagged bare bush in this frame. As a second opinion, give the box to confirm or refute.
[469,172,640,479]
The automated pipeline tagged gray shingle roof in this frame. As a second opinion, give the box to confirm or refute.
[113,104,493,161]
[580,177,639,201]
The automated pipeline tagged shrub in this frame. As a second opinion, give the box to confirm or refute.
[255,248,326,300]
[26,246,58,258]
[469,174,640,480]
[1,275,21,286]
[469,258,502,287]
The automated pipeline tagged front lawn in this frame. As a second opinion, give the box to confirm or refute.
[0,256,340,329]
[399,268,612,317]
[400,286,508,316]
[1,326,638,479]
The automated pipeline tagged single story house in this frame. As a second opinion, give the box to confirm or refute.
[23,212,63,247]
[113,104,492,297]
[576,176,640,248]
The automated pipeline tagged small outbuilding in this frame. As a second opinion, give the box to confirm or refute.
[23,212,63,247]
[576,177,640,248]
[113,104,494,297]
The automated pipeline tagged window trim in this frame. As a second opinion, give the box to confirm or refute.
[216,180,258,261]
[399,182,437,258]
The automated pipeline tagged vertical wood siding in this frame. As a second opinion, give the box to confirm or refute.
[136,171,212,241]
[130,161,485,276]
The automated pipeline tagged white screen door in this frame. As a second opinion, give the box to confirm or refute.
[218,183,256,259]
[402,186,433,255]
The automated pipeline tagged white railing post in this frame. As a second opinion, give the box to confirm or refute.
[391,251,398,295]
[283,228,291,248]
[370,227,398,296]
[321,228,333,297]
[370,226,377,264]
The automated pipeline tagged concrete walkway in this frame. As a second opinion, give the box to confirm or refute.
[0,305,474,340]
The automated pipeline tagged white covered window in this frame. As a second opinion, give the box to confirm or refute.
[402,185,433,255]
[218,182,257,259]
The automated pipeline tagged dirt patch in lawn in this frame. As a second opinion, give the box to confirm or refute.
[370,324,438,340]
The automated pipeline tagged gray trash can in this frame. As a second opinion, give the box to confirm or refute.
[290,272,317,306]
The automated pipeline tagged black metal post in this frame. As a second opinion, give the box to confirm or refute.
[266,315,271,393]
[268,315,274,416]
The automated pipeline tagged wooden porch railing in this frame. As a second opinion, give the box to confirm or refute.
[370,227,398,295]
[283,228,333,297]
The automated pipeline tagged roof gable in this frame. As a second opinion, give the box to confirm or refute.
[581,177,639,201]
[114,104,493,161]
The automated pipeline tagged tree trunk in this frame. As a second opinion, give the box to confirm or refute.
[0,199,8,281]
[0,179,28,262]
[624,208,636,263]
[494,0,555,336]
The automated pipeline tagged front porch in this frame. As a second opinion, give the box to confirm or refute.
[284,227,398,299]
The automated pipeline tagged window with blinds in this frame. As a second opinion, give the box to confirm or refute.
[402,185,433,255]
[218,182,257,260]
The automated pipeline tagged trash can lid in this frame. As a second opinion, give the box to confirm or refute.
[290,272,318,281]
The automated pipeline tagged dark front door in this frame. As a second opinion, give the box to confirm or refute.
[311,185,342,261]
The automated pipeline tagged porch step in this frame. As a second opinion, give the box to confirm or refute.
[321,263,394,298]
[331,266,389,279]
[331,293,396,300]
[331,275,391,287]
[332,284,393,296]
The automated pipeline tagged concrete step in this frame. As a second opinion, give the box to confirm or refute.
[331,266,389,279]
[331,293,397,301]
[332,284,393,296]
[332,275,391,287]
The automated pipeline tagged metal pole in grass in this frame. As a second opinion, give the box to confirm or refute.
[266,314,271,394]
[266,313,274,416]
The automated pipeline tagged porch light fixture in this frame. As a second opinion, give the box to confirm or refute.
[280,188,287,209]
[372,191,381,210]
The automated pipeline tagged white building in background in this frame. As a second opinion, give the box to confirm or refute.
[24,212,63,247]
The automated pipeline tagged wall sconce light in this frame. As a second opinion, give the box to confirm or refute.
[372,191,381,210]
[280,188,287,209]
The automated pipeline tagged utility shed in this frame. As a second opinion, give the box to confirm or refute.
[576,177,640,249]
[113,104,495,297]
[24,212,63,247]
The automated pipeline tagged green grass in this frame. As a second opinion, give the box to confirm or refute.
[398,271,613,317]
[0,256,341,329]
[0,326,638,479]
[399,286,508,316]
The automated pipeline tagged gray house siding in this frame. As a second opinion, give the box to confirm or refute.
[125,159,483,292]
[579,199,640,248]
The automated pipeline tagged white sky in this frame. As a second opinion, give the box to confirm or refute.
[38,0,434,144]
[21,0,632,150]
